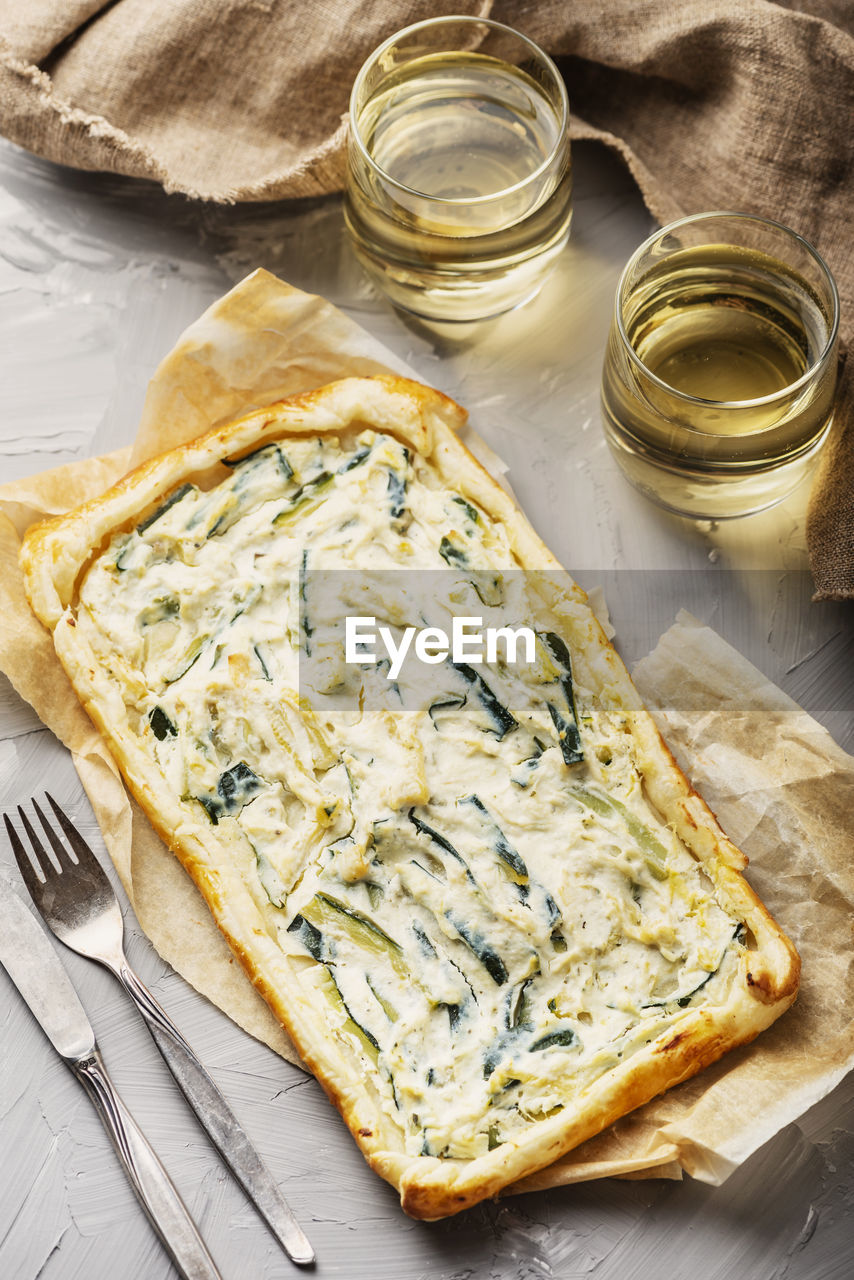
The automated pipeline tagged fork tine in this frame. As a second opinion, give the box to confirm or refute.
[32,797,77,869]
[5,813,41,894]
[3,813,21,852]
[45,793,97,866]
[14,806,58,881]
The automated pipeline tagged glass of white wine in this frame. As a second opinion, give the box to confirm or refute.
[345,16,571,322]
[601,212,840,519]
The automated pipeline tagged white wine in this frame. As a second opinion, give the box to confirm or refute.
[357,53,561,212]
[346,48,571,321]
[601,221,838,519]
[623,245,826,420]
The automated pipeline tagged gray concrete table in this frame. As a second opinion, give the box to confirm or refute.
[1,136,852,1280]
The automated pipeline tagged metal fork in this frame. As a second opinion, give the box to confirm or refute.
[8,793,315,1268]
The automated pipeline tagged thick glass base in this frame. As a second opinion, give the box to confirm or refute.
[602,404,833,520]
[347,227,570,323]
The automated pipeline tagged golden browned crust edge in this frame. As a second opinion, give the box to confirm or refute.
[20,374,801,1220]
[20,376,466,627]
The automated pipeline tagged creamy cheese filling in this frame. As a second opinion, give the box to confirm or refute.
[77,430,743,1160]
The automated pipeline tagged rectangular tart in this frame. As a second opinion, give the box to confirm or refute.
[20,376,800,1219]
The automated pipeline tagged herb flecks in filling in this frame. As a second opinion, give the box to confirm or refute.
[78,428,743,1162]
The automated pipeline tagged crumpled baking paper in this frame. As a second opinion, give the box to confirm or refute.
[0,270,851,1191]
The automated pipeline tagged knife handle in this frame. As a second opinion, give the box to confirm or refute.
[117,963,314,1266]
[72,1049,223,1280]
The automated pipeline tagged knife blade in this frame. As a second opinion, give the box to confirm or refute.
[0,878,94,1060]
[0,881,222,1280]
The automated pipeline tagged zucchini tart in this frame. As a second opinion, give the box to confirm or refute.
[21,376,799,1219]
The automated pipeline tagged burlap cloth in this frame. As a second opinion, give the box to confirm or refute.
[0,0,852,597]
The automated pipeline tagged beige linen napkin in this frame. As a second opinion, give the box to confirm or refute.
[0,271,852,1193]
[0,3,852,596]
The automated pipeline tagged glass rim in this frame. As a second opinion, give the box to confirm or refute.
[348,15,570,207]
[614,210,841,413]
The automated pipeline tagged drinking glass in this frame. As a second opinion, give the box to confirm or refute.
[600,212,839,519]
[345,16,572,322]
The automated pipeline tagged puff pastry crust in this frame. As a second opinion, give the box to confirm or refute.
[20,376,800,1219]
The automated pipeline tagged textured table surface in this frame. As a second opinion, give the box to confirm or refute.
[0,135,852,1280]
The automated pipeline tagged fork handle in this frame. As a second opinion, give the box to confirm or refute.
[72,1049,222,1280]
[117,963,314,1266]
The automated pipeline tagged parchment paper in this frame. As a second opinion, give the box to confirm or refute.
[0,270,851,1192]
